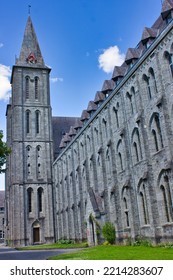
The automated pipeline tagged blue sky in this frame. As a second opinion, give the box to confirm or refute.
[0,0,162,189]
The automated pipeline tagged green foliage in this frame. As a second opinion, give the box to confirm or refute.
[132,236,152,247]
[157,242,173,248]
[0,130,11,174]
[102,222,116,245]
[56,239,75,245]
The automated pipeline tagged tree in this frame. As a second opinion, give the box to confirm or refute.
[102,222,116,244]
[0,130,11,174]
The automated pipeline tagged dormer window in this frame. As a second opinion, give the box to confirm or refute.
[143,40,151,50]
[165,12,172,24]
[129,62,134,68]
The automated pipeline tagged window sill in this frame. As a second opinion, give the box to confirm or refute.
[162,222,173,227]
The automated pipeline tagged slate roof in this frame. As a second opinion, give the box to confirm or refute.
[102,79,115,93]
[141,27,158,43]
[68,126,77,136]
[161,0,173,18]
[125,48,141,64]
[52,116,80,159]
[0,191,5,208]
[74,119,83,129]
[94,91,105,104]
[87,101,97,112]
[112,65,127,81]
[80,110,90,122]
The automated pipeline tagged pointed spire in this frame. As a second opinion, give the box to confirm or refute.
[16,16,45,67]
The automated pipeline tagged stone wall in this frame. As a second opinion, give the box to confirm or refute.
[53,20,173,245]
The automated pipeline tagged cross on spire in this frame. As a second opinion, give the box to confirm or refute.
[28,5,31,15]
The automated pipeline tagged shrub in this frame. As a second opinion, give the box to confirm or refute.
[102,222,116,244]
[56,239,75,245]
[132,236,152,247]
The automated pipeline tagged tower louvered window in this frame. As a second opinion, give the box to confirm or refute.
[25,76,29,99]
[27,188,33,213]
[26,110,30,134]
[38,187,43,212]
[35,76,39,99]
[36,110,40,134]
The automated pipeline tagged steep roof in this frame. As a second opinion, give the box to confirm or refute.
[102,80,115,93]
[161,0,173,18]
[141,27,158,43]
[16,16,46,68]
[52,116,80,159]
[125,48,141,64]
[0,191,5,207]
[112,65,127,81]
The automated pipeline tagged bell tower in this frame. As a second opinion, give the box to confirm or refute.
[6,16,55,246]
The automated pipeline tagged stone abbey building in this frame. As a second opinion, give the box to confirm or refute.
[5,0,173,246]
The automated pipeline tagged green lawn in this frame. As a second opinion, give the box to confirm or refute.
[16,242,88,251]
[48,245,173,260]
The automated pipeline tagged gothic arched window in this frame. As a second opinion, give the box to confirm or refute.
[123,197,130,227]
[143,74,151,99]
[139,191,147,225]
[131,87,137,113]
[117,139,124,171]
[113,102,120,129]
[132,128,143,164]
[150,113,164,152]
[165,51,173,78]
[148,67,158,94]
[126,92,134,115]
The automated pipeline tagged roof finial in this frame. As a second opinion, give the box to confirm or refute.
[28,5,31,15]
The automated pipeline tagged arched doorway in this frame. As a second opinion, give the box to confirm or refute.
[32,221,40,243]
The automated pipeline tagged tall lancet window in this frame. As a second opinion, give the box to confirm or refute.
[25,76,30,99]
[35,110,40,134]
[27,188,33,213]
[38,187,43,212]
[26,110,30,134]
[35,76,39,100]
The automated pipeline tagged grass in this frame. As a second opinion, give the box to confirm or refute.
[16,242,88,251]
[48,245,173,260]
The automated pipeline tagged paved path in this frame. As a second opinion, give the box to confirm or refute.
[0,245,79,260]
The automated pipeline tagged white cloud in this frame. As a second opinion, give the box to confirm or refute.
[0,43,4,48]
[98,45,125,74]
[50,77,63,83]
[0,64,11,100]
